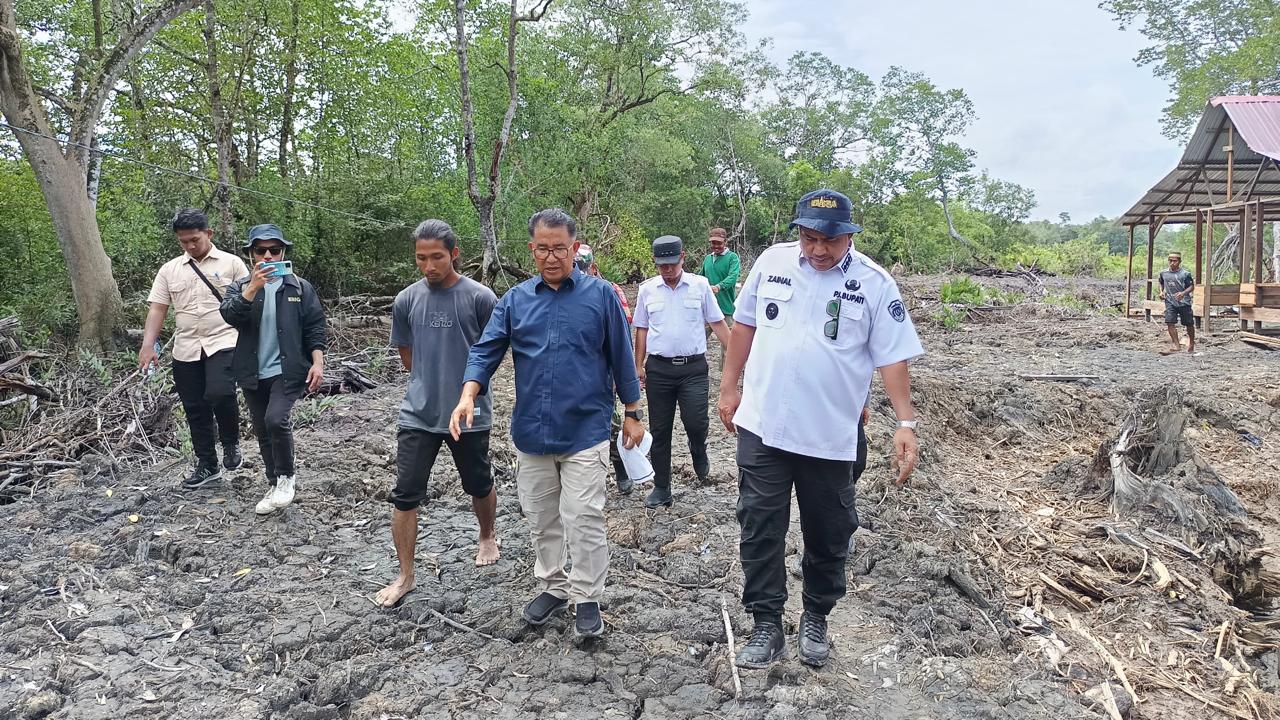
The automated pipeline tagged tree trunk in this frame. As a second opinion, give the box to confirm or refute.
[278,0,300,190]
[204,0,235,241]
[1,0,201,348]
[454,0,551,288]
[23,135,124,347]
[477,198,501,281]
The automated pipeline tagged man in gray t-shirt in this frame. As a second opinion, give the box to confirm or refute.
[376,220,499,608]
[1158,251,1195,354]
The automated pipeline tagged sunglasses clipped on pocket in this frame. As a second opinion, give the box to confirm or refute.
[824,299,840,341]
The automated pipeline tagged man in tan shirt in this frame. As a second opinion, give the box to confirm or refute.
[138,208,249,489]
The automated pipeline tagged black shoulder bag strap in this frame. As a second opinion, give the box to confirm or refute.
[187,259,223,302]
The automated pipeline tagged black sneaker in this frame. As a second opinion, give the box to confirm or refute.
[797,610,830,667]
[521,592,568,626]
[182,462,222,490]
[645,484,673,508]
[222,443,243,471]
[574,601,605,638]
[735,620,786,669]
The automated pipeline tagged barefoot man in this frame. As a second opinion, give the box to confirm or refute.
[377,220,500,607]
[1158,251,1196,354]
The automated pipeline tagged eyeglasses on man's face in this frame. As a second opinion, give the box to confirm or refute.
[532,245,572,260]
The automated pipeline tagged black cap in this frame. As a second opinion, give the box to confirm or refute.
[653,235,683,265]
[243,223,292,250]
[788,189,863,237]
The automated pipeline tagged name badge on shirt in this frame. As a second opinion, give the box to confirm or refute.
[288,296,301,303]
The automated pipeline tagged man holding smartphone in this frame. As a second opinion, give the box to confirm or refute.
[139,208,249,489]
[219,224,328,515]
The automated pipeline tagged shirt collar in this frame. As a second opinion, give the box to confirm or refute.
[797,248,857,276]
[536,268,582,292]
[185,245,228,263]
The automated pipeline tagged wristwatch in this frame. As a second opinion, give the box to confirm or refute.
[897,419,919,430]
[625,409,644,421]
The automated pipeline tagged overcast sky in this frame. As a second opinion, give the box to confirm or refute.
[741,0,1182,221]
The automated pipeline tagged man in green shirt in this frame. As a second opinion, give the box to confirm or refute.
[701,227,741,369]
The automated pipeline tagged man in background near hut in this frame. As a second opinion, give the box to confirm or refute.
[718,189,923,669]
[139,208,249,489]
[700,227,740,370]
[219,224,328,515]
[633,235,731,508]
[376,220,500,608]
[1158,251,1196,354]
[452,209,645,639]
[576,244,635,494]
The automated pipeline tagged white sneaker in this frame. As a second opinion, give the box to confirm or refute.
[254,485,277,515]
[271,475,296,510]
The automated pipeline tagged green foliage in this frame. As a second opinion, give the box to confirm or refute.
[939,276,1022,306]
[1101,0,1280,138]
[932,306,964,332]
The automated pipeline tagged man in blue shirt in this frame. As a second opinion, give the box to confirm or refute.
[451,208,645,639]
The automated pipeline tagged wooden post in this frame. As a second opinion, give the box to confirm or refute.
[1204,209,1214,334]
[1194,210,1204,329]
[1226,124,1235,201]
[1240,205,1250,330]
[1256,200,1267,330]
[1125,224,1135,317]
[1145,222,1155,322]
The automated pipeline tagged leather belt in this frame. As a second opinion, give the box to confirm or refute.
[648,353,705,366]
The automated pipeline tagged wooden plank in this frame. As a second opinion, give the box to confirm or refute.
[1240,332,1280,350]
[1241,307,1280,324]
[1255,200,1267,331]
[1241,206,1251,330]
[1193,285,1240,307]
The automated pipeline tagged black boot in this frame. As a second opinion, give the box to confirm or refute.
[797,610,830,667]
[613,461,634,495]
[645,482,673,508]
[735,620,786,668]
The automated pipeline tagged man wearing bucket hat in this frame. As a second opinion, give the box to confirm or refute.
[632,235,731,507]
[220,224,328,515]
[717,189,924,668]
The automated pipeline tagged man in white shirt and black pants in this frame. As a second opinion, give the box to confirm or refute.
[633,236,732,508]
[718,189,924,669]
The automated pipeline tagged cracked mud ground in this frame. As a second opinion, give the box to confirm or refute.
[4,277,1280,719]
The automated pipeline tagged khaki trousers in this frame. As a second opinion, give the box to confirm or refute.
[515,440,611,604]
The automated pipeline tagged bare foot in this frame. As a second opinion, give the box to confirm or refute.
[475,537,501,567]
[375,574,415,607]
[1187,346,1196,354]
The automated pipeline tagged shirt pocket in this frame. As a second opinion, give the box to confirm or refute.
[682,296,702,323]
[756,284,793,329]
[644,300,666,327]
[833,298,869,349]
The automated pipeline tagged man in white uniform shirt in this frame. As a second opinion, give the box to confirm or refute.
[633,235,732,508]
[718,189,924,669]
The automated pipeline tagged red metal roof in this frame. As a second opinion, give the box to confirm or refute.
[1216,98,1280,163]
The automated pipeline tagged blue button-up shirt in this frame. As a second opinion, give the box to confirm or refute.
[463,269,642,456]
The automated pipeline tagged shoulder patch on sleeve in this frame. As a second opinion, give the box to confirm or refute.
[888,299,906,322]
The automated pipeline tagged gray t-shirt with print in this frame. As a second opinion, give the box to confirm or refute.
[1159,268,1194,308]
[392,276,498,433]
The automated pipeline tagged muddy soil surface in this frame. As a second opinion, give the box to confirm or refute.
[3,276,1280,720]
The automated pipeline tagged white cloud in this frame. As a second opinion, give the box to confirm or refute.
[740,0,1182,220]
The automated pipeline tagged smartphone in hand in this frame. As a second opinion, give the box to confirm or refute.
[261,260,293,277]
